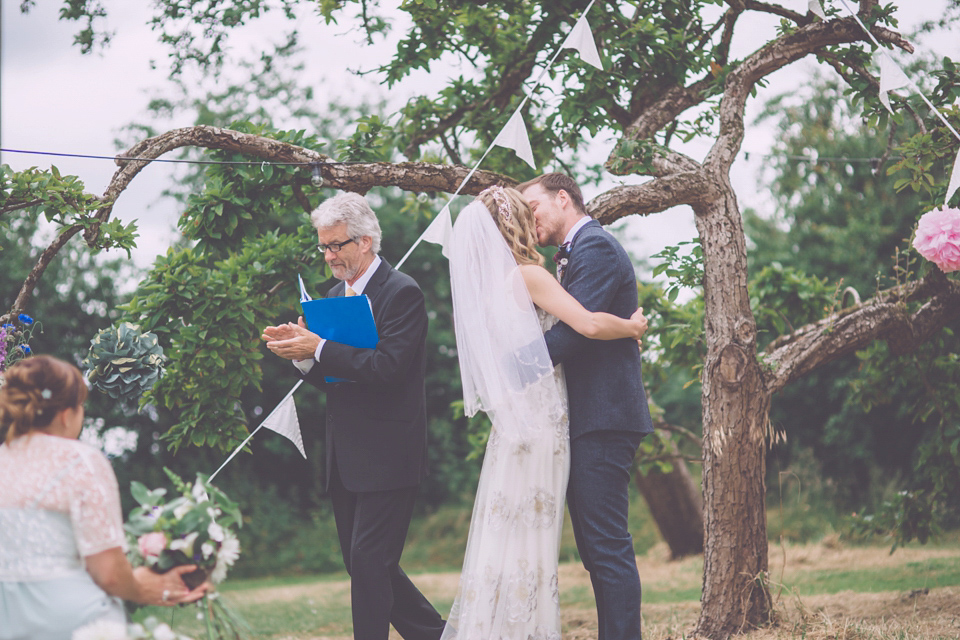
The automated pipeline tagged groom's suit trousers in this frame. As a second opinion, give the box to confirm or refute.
[543,219,654,640]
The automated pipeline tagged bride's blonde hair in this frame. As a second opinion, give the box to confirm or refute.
[476,186,545,267]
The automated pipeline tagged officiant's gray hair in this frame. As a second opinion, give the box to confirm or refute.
[311,192,382,255]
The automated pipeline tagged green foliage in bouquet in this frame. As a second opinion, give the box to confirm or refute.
[125,468,242,587]
[83,322,164,402]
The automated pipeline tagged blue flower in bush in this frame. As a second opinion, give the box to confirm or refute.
[19,345,31,355]
[17,314,33,325]
[2,324,14,331]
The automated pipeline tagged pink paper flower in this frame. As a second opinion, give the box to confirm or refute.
[913,206,960,273]
[138,532,168,560]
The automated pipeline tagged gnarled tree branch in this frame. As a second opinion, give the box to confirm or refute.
[763,270,960,394]
[707,16,914,175]
[3,224,86,324]
[85,125,512,246]
[587,172,713,223]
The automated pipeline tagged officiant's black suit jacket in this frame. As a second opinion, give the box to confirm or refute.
[543,219,654,439]
[301,258,429,493]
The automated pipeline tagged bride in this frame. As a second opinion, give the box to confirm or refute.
[444,186,646,640]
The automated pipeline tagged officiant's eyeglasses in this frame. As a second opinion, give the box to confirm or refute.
[318,238,356,254]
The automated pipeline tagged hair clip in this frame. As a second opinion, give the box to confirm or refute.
[480,185,512,222]
[41,389,52,399]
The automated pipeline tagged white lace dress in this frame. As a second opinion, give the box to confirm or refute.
[441,311,570,640]
[0,433,127,640]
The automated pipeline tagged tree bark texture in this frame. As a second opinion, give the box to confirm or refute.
[694,188,773,638]
[634,437,704,559]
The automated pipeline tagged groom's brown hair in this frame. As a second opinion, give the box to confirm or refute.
[518,173,588,216]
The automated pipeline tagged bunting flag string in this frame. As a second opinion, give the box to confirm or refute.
[209,379,305,481]
[208,0,604,477]
[835,0,960,206]
[396,0,600,267]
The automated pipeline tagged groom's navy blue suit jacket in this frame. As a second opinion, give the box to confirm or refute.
[300,258,430,493]
[543,219,654,440]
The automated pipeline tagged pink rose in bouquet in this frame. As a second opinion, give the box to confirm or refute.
[138,532,168,561]
[913,206,960,273]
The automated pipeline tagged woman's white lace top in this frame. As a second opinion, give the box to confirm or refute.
[0,433,125,580]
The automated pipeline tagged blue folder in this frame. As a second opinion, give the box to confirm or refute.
[300,295,379,383]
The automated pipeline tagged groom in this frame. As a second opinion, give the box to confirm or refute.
[520,173,654,640]
[261,192,445,640]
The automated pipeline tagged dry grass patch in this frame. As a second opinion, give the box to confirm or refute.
[225,540,960,639]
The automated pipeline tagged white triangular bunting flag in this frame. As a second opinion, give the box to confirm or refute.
[946,146,960,206]
[298,274,312,302]
[879,52,910,113]
[808,0,826,19]
[563,15,603,70]
[261,394,306,458]
[494,111,537,169]
[421,204,453,258]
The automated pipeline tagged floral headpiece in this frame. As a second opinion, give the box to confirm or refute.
[479,185,512,222]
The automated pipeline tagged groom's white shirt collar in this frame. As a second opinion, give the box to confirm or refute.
[294,254,383,371]
[563,216,592,247]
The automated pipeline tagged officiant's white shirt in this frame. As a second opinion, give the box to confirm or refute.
[293,254,382,374]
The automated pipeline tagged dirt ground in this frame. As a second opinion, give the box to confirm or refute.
[231,540,960,639]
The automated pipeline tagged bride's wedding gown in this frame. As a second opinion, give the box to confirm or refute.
[441,310,570,640]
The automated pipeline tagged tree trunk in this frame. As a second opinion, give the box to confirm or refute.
[634,440,703,559]
[694,187,773,638]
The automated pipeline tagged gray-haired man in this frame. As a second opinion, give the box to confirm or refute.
[262,192,444,640]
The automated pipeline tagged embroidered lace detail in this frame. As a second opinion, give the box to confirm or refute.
[0,433,125,580]
[441,310,569,640]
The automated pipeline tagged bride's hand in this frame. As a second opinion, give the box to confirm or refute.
[630,307,648,345]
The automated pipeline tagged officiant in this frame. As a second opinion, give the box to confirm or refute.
[261,192,445,640]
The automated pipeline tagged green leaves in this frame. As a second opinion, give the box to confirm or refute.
[121,230,314,452]
[652,240,703,302]
[749,263,834,345]
[335,115,396,162]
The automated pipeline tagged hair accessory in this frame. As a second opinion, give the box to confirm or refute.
[41,389,52,399]
[480,185,512,222]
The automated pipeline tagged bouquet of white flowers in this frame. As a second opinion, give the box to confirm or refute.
[125,469,248,639]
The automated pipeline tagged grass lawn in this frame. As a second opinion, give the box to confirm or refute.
[135,538,960,639]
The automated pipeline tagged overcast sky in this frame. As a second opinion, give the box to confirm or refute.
[2,1,956,273]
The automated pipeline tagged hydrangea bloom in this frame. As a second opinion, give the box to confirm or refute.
[913,206,960,273]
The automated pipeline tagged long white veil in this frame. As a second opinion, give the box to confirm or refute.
[444,199,569,640]
[449,200,556,438]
